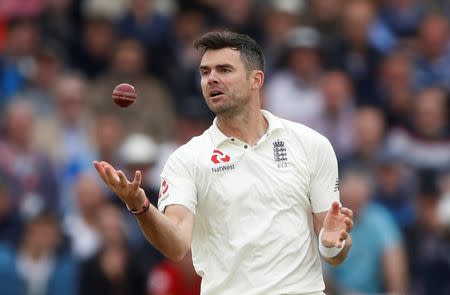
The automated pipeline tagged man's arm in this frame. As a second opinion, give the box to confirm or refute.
[313,202,353,266]
[94,161,194,261]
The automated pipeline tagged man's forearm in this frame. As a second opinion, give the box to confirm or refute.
[134,205,191,260]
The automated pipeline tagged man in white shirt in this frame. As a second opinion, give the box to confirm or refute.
[94,31,353,295]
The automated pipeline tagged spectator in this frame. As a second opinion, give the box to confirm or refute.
[89,38,176,142]
[33,73,97,214]
[19,45,63,117]
[341,106,386,171]
[92,113,124,167]
[165,6,207,107]
[325,167,408,295]
[324,0,384,105]
[0,17,40,106]
[0,174,23,246]
[265,26,324,123]
[301,0,343,39]
[115,0,175,78]
[373,148,417,229]
[63,173,106,261]
[79,203,147,295]
[378,0,425,39]
[38,0,79,60]
[0,213,78,295]
[377,51,415,129]
[0,100,59,219]
[260,0,302,76]
[413,13,450,91]
[404,181,448,295]
[68,15,116,79]
[386,88,450,173]
[306,71,356,158]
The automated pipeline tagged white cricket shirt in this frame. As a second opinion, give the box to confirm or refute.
[158,110,339,295]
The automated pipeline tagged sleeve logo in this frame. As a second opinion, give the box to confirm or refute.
[159,179,169,200]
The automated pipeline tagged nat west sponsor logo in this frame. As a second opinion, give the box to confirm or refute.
[211,149,231,164]
[159,179,169,201]
[211,164,235,173]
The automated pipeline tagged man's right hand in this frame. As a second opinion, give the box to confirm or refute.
[93,160,147,209]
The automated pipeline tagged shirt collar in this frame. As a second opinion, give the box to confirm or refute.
[209,110,284,147]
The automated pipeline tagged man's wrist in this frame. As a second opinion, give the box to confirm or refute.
[126,196,150,215]
[318,228,346,258]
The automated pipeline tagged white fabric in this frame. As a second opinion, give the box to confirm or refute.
[318,228,345,258]
[17,253,55,295]
[265,71,323,124]
[158,110,340,295]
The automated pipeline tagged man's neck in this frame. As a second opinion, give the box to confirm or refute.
[216,107,268,146]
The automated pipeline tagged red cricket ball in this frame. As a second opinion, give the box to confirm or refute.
[112,83,136,107]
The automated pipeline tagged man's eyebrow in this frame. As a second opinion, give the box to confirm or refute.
[199,64,234,70]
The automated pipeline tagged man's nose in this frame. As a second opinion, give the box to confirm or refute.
[207,70,219,84]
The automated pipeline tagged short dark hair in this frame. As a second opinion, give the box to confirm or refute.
[194,31,265,72]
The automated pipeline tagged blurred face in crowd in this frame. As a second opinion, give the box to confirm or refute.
[96,204,127,246]
[340,172,372,217]
[380,53,412,91]
[354,107,385,154]
[75,174,105,217]
[311,0,344,22]
[33,49,61,89]
[200,48,260,116]
[94,115,124,159]
[289,48,322,81]
[7,18,39,57]
[5,101,35,149]
[84,18,115,58]
[376,162,403,194]
[263,9,299,45]
[342,0,375,45]
[419,15,449,59]
[22,216,61,257]
[217,0,253,25]
[414,88,447,138]
[112,39,146,75]
[55,75,87,125]
[320,71,353,113]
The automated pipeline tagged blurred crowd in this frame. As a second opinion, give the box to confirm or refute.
[0,0,448,294]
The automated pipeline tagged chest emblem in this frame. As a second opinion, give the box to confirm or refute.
[211,149,231,164]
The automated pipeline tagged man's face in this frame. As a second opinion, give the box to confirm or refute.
[199,48,252,116]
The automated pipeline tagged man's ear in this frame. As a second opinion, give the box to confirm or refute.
[251,70,265,90]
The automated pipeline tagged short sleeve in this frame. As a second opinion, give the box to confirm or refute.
[158,146,197,214]
[309,135,340,213]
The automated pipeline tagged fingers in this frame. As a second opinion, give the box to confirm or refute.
[132,170,142,190]
[335,231,349,248]
[330,201,340,214]
[344,217,353,232]
[340,207,353,219]
[93,161,110,185]
[117,170,129,187]
[104,164,119,185]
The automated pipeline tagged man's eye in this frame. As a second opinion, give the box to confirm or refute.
[201,71,209,76]
[222,68,231,72]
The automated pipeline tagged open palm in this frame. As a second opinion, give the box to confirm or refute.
[321,201,353,248]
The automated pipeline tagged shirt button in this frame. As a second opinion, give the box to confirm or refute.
[244,145,248,149]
